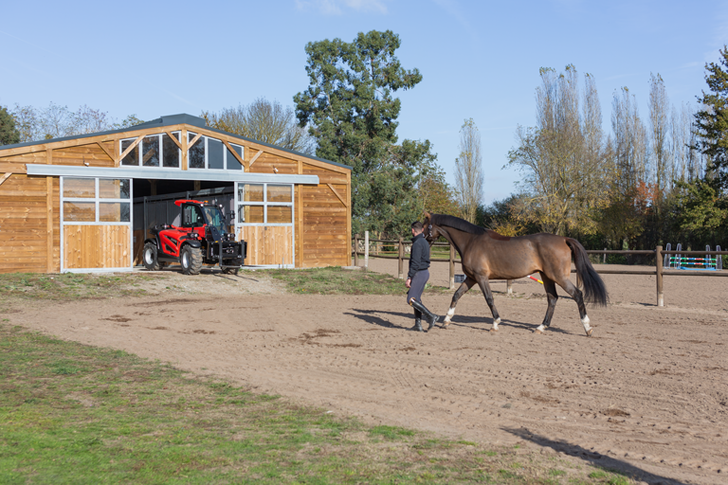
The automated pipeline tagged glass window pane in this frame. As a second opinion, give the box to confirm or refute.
[267,206,292,223]
[99,202,131,222]
[121,139,139,166]
[239,184,264,202]
[162,133,180,167]
[208,138,224,169]
[63,202,95,222]
[238,205,263,223]
[63,178,95,198]
[267,185,292,203]
[98,179,130,199]
[142,135,160,167]
[188,133,205,168]
[227,144,243,170]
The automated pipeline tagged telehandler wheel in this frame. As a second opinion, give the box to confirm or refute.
[180,245,203,275]
[143,242,161,271]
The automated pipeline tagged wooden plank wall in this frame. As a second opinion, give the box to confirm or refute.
[300,160,350,268]
[0,174,54,273]
[64,225,130,269]
[240,226,293,266]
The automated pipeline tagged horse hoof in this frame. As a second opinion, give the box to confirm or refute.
[534,329,544,334]
[586,328,593,337]
[489,328,498,333]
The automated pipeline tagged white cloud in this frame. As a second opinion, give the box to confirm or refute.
[295,0,388,15]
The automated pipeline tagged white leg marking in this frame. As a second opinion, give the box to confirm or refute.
[492,317,501,330]
[443,307,455,324]
[581,315,592,334]
[535,324,546,333]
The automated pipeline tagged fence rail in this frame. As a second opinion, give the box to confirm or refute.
[351,233,728,306]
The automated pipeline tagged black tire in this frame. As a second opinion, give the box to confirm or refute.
[180,245,203,275]
[222,267,239,276]
[143,242,161,271]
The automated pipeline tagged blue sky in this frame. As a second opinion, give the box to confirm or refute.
[2,0,727,204]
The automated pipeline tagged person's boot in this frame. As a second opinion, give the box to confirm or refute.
[412,309,423,332]
[409,299,440,331]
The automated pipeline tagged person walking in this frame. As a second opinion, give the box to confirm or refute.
[406,221,440,332]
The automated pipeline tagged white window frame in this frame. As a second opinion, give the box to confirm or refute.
[187,133,245,171]
[236,183,293,226]
[120,132,182,169]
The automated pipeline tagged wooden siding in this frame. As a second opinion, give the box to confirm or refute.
[64,225,130,269]
[239,226,293,266]
[0,174,59,273]
[300,183,349,267]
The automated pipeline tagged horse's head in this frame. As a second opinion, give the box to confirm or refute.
[422,212,442,245]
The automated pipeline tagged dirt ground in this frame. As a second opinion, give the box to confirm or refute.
[6,260,728,485]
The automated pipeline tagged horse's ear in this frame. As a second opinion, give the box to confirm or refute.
[423,211,431,220]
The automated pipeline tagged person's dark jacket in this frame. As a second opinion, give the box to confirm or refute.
[408,233,431,279]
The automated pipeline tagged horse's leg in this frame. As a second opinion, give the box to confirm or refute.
[535,274,558,334]
[475,275,501,332]
[557,278,593,337]
[442,277,476,328]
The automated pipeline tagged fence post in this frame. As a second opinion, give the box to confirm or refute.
[449,243,455,290]
[656,245,664,307]
[398,236,404,279]
[364,231,369,271]
[354,234,359,267]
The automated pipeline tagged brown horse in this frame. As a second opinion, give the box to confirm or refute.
[423,212,608,337]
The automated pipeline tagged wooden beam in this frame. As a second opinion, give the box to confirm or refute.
[96,141,115,162]
[0,172,11,187]
[248,150,263,168]
[165,131,183,149]
[117,135,143,164]
[222,140,245,168]
[46,177,54,273]
[327,183,348,207]
[46,147,53,165]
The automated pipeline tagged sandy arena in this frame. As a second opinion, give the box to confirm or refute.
[7,260,728,485]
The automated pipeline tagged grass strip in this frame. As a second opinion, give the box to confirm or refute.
[0,324,632,484]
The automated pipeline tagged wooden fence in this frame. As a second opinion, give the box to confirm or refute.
[351,234,728,307]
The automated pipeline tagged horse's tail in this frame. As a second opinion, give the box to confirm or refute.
[566,238,608,306]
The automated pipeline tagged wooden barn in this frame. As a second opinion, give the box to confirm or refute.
[0,114,351,273]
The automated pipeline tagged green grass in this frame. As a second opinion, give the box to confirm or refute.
[0,324,636,484]
[0,272,153,300]
[258,266,449,295]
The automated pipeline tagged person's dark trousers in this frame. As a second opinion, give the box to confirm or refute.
[407,270,439,331]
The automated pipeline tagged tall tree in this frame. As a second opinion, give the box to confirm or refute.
[294,30,435,236]
[454,118,484,223]
[648,73,672,208]
[694,45,728,189]
[0,105,20,146]
[203,98,314,154]
[600,87,649,247]
[507,65,610,236]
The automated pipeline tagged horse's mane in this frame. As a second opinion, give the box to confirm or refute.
[429,213,487,235]
[429,213,512,240]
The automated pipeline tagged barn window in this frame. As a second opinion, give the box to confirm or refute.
[62,177,131,223]
[121,132,243,170]
[121,132,181,168]
[187,133,244,170]
[237,184,293,224]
